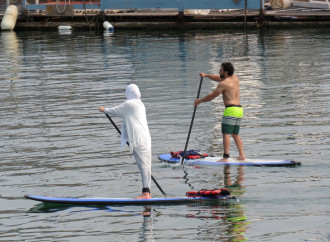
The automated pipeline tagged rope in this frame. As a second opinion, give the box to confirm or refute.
[56,0,67,14]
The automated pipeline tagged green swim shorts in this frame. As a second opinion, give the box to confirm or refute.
[222,105,243,135]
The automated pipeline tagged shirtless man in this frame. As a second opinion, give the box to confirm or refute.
[194,62,246,161]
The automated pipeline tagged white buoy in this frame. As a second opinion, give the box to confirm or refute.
[270,0,292,9]
[184,9,198,14]
[1,5,18,31]
[196,9,210,15]
[184,9,210,15]
[103,21,114,31]
[58,26,72,30]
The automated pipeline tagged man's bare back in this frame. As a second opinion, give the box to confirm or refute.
[217,75,240,107]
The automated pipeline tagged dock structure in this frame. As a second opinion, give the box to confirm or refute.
[1,0,329,30]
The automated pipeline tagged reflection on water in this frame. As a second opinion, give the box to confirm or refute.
[58,29,73,35]
[103,30,114,38]
[1,31,19,55]
[1,31,20,81]
[224,166,246,196]
[184,203,249,241]
[223,166,248,241]
[27,202,114,213]
[140,207,154,242]
[180,163,249,240]
[27,199,246,241]
[0,28,329,241]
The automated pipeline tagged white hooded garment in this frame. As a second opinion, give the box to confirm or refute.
[104,84,152,189]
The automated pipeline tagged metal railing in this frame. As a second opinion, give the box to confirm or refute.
[1,0,24,14]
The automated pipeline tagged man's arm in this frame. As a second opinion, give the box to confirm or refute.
[194,83,224,106]
[200,73,222,82]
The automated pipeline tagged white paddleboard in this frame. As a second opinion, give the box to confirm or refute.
[158,154,301,167]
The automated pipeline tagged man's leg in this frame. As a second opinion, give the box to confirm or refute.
[232,134,245,160]
[218,133,231,162]
[223,133,231,155]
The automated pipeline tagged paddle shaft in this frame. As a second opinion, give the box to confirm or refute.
[104,114,167,196]
[181,77,204,165]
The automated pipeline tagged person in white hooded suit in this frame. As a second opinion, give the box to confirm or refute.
[99,84,152,199]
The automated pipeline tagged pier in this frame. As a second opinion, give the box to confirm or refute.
[1,0,329,30]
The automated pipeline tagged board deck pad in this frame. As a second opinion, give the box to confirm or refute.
[158,154,301,167]
[25,195,237,205]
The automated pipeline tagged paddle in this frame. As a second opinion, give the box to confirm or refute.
[104,113,167,197]
[181,76,204,165]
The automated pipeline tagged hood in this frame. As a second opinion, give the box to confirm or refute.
[125,84,141,100]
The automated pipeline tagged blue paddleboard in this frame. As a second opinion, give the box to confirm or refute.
[25,195,237,205]
[158,154,301,167]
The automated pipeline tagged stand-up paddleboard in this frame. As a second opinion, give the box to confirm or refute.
[158,153,301,167]
[25,194,237,206]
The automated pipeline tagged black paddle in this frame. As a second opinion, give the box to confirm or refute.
[181,76,204,165]
[104,113,167,197]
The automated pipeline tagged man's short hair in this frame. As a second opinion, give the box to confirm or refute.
[221,62,234,76]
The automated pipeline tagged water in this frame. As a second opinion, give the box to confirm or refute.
[0,28,329,241]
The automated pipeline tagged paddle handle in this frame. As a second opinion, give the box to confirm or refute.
[104,114,167,196]
[181,77,204,165]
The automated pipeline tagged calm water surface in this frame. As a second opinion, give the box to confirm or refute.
[0,28,329,241]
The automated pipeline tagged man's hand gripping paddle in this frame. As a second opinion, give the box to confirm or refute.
[181,77,204,165]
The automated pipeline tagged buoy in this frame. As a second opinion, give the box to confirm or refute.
[184,9,210,15]
[103,21,114,31]
[58,26,72,30]
[270,0,292,9]
[196,9,210,15]
[1,5,18,31]
[184,9,198,14]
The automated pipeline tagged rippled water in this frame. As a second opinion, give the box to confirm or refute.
[0,28,329,241]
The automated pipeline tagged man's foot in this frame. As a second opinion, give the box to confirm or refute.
[237,156,246,160]
[217,157,229,162]
[135,192,151,199]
